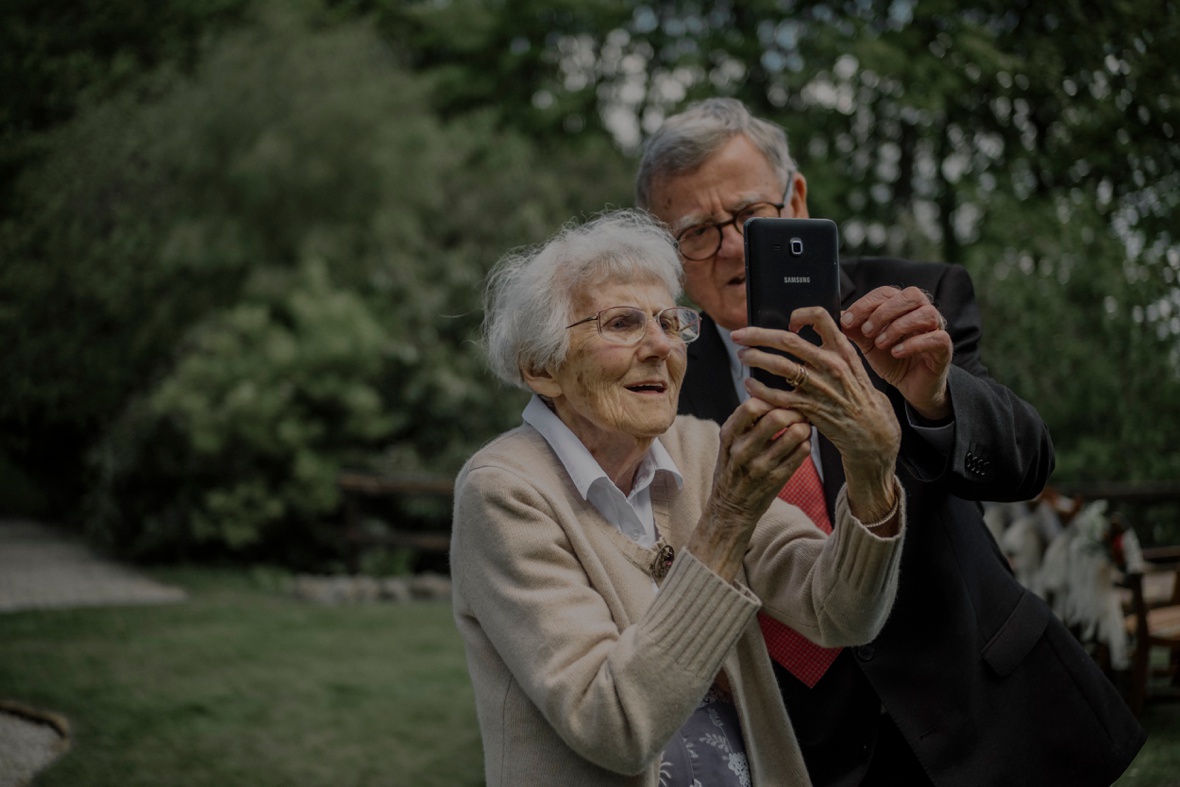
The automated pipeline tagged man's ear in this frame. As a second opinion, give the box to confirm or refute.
[788,171,809,218]
[522,363,563,399]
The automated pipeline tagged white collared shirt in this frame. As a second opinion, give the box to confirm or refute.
[522,395,684,547]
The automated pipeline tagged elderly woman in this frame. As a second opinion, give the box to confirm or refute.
[451,209,905,786]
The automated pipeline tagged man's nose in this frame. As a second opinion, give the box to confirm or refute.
[718,220,745,258]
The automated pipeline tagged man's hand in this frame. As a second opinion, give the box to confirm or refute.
[839,286,953,423]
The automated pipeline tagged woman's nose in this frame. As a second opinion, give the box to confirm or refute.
[639,317,675,356]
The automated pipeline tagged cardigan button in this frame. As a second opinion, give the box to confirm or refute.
[855,644,876,661]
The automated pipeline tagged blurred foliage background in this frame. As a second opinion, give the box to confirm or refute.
[1,0,1177,565]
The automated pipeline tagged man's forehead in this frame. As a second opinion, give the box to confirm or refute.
[667,191,776,234]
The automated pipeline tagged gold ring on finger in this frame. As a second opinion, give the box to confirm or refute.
[792,365,809,388]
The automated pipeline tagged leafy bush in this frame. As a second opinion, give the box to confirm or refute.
[2,4,634,560]
[89,261,397,562]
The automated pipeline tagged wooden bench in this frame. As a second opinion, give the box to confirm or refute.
[337,472,455,574]
[1044,485,1180,715]
[1122,545,1180,714]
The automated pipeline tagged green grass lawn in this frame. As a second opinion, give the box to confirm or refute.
[2,566,1178,786]
[1116,700,1180,786]
[0,568,484,787]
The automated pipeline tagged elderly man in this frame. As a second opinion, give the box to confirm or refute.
[637,98,1144,787]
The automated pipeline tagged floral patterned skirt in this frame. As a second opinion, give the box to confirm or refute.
[659,686,750,786]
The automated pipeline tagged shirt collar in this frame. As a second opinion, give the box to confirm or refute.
[715,324,750,404]
[522,394,683,499]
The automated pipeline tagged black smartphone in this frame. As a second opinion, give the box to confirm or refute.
[744,217,841,390]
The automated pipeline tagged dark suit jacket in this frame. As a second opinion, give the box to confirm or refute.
[678,256,1146,786]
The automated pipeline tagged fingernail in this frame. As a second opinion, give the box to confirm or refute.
[862,320,874,334]
[840,312,853,325]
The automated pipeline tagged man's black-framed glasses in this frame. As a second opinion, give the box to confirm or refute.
[675,201,785,261]
[566,306,702,346]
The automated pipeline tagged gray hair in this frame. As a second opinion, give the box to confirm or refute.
[635,98,796,209]
[483,209,683,390]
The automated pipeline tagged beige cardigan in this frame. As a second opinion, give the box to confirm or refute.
[451,414,905,786]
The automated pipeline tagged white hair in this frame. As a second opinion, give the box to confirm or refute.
[635,97,796,209]
[483,209,683,390]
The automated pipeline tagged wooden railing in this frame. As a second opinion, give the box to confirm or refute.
[337,471,454,574]
[1052,481,1180,505]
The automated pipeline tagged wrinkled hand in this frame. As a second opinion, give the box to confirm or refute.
[711,398,812,524]
[687,398,811,581]
[839,286,953,422]
[732,308,901,523]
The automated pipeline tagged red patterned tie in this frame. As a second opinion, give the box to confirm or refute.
[758,454,842,688]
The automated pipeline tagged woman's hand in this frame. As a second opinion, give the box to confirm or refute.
[687,398,811,581]
[733,307,901,527]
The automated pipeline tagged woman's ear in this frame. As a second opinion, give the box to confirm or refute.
[522,363,563,399]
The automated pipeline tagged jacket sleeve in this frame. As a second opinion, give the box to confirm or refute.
[451,461,758,776]
[901,262,1055,502]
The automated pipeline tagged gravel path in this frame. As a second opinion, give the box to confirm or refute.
[0,519,185,612]
[0,518,186,783]
[0,703,69,787]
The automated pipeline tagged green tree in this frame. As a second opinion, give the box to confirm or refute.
[324,0,636,141]
[5,0,1177,555]
[367,0,1180,488]
[0,0,251,213]
[2,4,634,555]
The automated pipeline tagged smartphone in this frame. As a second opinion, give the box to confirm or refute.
[744,217,841,390]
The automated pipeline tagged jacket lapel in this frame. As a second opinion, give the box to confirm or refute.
[679,314,740,426]
[840,264,858,309]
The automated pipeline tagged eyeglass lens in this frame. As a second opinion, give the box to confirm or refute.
[677,202,783,260]
[598,307,700,345]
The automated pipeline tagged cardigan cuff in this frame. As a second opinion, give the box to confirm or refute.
[642,549,759,679]
[828,479,907,599]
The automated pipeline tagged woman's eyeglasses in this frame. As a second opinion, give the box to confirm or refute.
[566,306,702,346]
